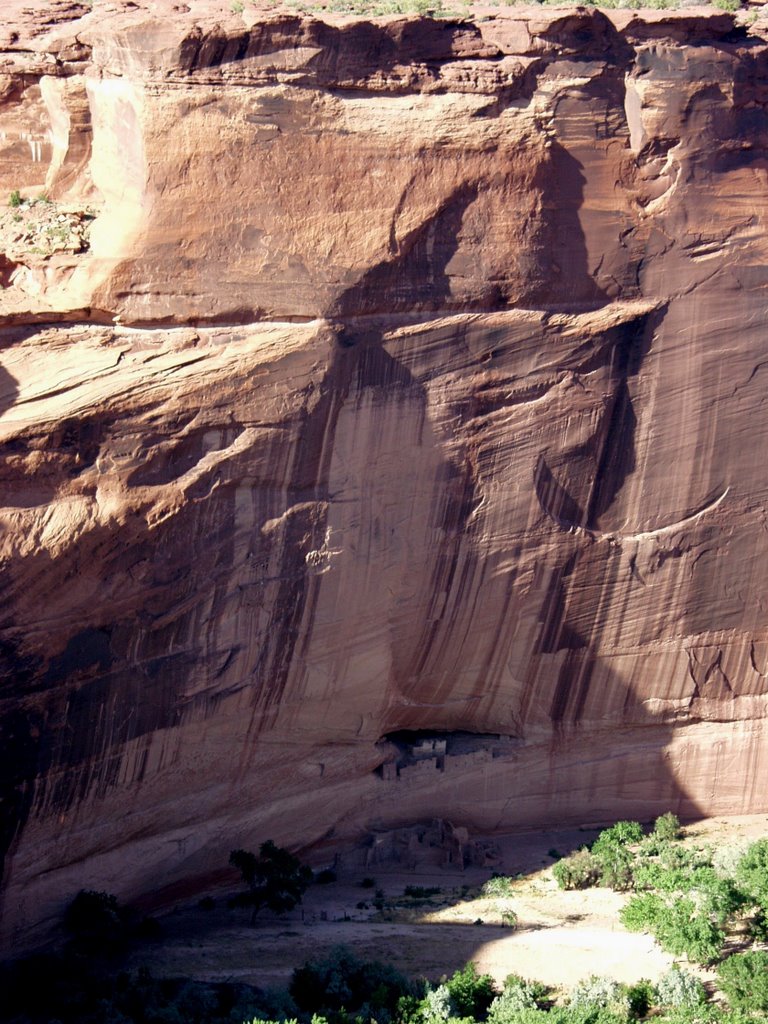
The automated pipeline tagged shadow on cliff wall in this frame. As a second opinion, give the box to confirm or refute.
[329,182,484,318]
[528,140,609,309]
[0,360,31,886]
[0,362,18,419]
[318,208,702,831]
[533,305,661,535]
[0,132,704,939]
[328,138,608,318]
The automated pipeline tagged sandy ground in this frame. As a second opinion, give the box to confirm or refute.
[127,815,768,994]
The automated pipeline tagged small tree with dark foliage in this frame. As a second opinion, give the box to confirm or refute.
[229,840,312,924]
[63,889,132,956]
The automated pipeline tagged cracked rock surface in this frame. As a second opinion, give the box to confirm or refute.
[2,0,768,951]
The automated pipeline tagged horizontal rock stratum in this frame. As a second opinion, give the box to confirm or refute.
[2,0,768,951]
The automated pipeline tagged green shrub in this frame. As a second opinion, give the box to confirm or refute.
[631,861,672,891]
[653,813,682,842]
[621,892,666,932]
[626,980,654,1019]
[397,994,425,1024]
[569,976,630,1019]
[655,967,706,1009]
[446,962,496,1019]
[691,868,745,923]
[653,898,724,964]
[553,849,601,890]
[472,1007,628,1024]
[656,1008,721,1024]
[290,946,419,1022]
[487,974,548,1021]
[597,845,634,892]
[621,893,723,961]
[483,875,515,898]
[660,844,713,873]
[590,823,643,892]
[631,864,743,922]
[735,838,768,909]
[717,951,768,1012]
[8,189,21,207]
[422,984,454,1024]
[748,906,768,942]
[592,822,644,855]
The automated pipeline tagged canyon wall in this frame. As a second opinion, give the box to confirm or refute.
[2,0,768,950]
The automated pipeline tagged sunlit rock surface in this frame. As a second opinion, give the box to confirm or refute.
[2,0,768,950]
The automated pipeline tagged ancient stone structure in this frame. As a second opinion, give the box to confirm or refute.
[2,0,768,950]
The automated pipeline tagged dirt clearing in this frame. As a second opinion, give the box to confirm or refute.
[128,815,768,993]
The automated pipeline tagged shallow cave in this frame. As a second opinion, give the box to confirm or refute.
[375,728,521,775]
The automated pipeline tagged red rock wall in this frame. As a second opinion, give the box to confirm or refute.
[1,0,768,949]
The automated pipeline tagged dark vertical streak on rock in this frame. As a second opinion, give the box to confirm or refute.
[248,346,353,726]
[0,707,42,882]
[471,561,519,712]
[585,309,658,530]
[534,455,585,530]
[248,333,435,733]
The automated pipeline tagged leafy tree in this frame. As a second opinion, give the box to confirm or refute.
[630,864,743,923]
[735,839,768,909]
[621,894,724,964]
[596,845,634,892]
[620,893,665,932]
[63,889,132,955]
[229,841,312,924]
[690,868,745,924]
[592,822,644,855]
[590,822,643,892]
[445,962,496,1019]
[716,951,768,1012]
[290,946,418,1023]
[653,898,724,964]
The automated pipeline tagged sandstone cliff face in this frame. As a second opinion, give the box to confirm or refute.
[2,0,768,950]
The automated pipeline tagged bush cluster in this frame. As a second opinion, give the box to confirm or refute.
[9,825,768,1024]
[552,815,768,968]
